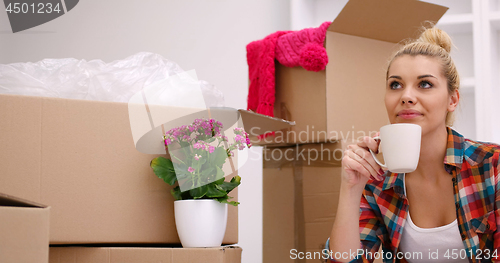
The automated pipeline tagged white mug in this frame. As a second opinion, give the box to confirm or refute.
[369,123,421,173]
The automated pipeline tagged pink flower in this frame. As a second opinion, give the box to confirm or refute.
[208,146,215,154]
[188,167,195,173]
[194,154,201,161]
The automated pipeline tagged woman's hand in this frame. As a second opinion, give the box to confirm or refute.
[342,132,385,191]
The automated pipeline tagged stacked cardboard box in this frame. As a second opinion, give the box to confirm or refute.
[49,246,242,263]
[0,94,238,245]
[257,0,448,262]
[0,93,292,261]
[263,143,344,263]
[0,193,50,263]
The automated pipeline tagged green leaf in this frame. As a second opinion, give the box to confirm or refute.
[231,175,241,184]
[175,170,189,180]
[216,166,224,180]
[177,162,187,171]
[211,147,228,167]
[218,175,241,193]
[225,201,240,206]
[216,195,239,206]
[179,178,194,191]
[206,184,227,198]
[215,194,228,202]
[214,177,225,185]
[150,157,177,185]
[189,184,208,199]
[173,162,190,178]
[200,166,215,177]
[171,186,182,200]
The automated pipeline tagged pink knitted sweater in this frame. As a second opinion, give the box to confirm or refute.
[246,22,331,118]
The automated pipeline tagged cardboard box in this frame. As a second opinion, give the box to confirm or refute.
[0,93,292,244]
[263,142,344,263]
[49,246,242,263]
[251,0,447,146]
[0,192,50,263]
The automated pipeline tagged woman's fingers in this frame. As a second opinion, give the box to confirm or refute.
[342,153,372,183]
[356,135,384,167]
[346,134,384,171]
[345,147,382,181]
[357,135,381,154]
[348,148,381,183]
[341,133,386,186]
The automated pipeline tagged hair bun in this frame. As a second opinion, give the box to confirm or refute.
[417,27,452,53]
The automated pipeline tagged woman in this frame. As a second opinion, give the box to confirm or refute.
[327,26,500,263]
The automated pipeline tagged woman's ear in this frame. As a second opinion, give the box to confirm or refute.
[448,89,460,112]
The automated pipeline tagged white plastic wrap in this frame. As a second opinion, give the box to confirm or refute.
[0,52,225,107]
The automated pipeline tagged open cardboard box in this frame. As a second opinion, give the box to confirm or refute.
[261,1,448,262]
[251,0,448,146]
[0,93,293,244]
[49,246,242,263]
[0,193,50,263]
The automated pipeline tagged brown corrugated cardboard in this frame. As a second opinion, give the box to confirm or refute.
[0,192,50,263]
[263,141,389,263]
[0,93,291,244]
[49,246,242,263]
[263,142,344,263]
[250,0,448,146]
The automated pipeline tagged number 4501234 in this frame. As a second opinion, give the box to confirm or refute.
[5,3,61,14]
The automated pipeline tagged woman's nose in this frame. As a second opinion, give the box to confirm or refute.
[401,86,417,105]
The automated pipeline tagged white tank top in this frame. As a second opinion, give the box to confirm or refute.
[399,175,469,263]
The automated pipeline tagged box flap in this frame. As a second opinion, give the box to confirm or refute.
[238,109,295,136]
[0,192,46,208]
[328,0,448,43]
[133,107,295,154]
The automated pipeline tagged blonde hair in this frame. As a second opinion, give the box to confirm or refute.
[386,25,460,127]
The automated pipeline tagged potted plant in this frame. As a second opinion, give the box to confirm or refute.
[150,118,251,247]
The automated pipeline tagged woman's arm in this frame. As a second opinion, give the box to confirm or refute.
[328,136,384,262]
[329,184,366,262]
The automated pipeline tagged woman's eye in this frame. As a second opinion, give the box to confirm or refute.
[419,81,433,89]
[389,81,402,90]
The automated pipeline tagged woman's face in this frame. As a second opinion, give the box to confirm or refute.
[385,55,459,135]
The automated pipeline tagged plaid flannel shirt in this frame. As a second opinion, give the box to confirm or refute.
[327,127,500,263]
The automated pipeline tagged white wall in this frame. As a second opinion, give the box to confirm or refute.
[0,1,290,263]
[0,0,290,110]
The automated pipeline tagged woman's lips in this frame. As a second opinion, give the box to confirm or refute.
[397,110,422,119]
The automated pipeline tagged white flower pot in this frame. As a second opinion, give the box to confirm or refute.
[174,199,228,248]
